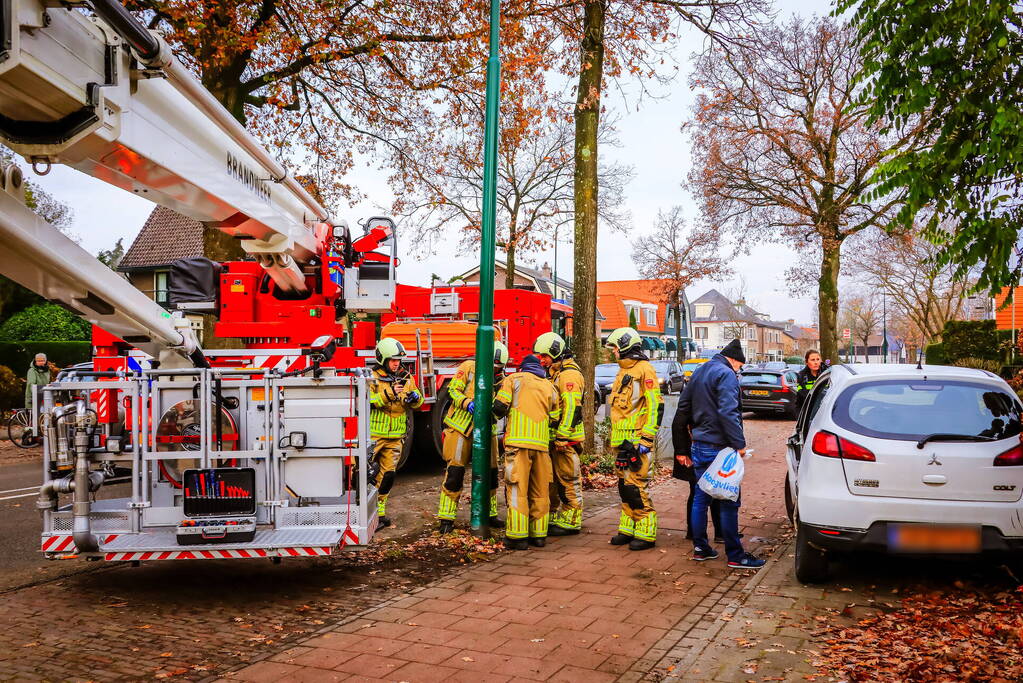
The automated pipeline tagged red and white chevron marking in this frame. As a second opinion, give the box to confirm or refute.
[41,534,119,553]
[102,546,333,561]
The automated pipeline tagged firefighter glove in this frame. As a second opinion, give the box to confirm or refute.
[404,391,420,404]
[637,443,651,456]
[466,400,475,414]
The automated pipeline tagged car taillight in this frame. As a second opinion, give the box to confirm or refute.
[994,444,1023,466]
[810,430,875,462]
[811,431,840,458]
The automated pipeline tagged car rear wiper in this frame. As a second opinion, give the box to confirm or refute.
[916,433,996,449]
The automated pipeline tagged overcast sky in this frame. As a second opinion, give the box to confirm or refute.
[28,0,819,325]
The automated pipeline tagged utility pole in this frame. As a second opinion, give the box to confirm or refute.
[469,0,501,536]
[881,289,888,363]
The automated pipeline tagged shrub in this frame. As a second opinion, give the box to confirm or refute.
[952,357,1002,373]
[0,341,91,372]
[925,342,947,365]
[0,364,24,412]
[784,355,804,364]
[0,304,90,341]
[940,320,1001,364]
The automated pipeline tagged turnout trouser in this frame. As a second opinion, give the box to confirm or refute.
[549,441,583,531]
[504,446,552,539]
[437,428,499,521]
[372,437,403,516]
[615,445,657,542]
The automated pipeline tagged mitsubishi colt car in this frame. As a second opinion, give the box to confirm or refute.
[785,364,1023,583]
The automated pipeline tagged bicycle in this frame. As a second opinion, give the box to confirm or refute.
[6,408,40,448]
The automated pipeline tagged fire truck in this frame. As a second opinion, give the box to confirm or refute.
[0,0,555,562]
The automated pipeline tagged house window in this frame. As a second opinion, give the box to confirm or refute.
[747,327,757,340]
[695,326,708,340]
[667,309,675,327]
[154,271,169,305]
[645,308,656,326]
[695,303,713,319]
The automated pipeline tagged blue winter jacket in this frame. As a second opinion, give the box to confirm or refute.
[677,354,746,451]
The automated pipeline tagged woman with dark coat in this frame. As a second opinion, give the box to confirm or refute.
[795,349,824,411]
[671,381,723,542]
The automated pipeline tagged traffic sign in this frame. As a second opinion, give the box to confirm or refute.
[842,328,851,340]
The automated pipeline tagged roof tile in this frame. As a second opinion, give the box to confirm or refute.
[118,206,204,270]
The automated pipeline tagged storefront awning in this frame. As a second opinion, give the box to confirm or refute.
[666,339,677,352]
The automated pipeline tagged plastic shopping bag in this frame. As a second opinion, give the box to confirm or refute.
[697,447,744,502]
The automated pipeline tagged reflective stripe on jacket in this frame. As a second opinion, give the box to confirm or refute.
[608,358,661,447]
[444,360,476,436]
[495,372,560,450]
[550,358,585,442]
[369,367,423,439]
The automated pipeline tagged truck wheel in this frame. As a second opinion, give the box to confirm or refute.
[407,385,450,467]
[794,516,829,584]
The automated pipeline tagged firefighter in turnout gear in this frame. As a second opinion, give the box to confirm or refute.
[605,327,663,551]
[436,341,510,534]
[534,332,585,536]
[369,337,424,530]
[493,354,561,550]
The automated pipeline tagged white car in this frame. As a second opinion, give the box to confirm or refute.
[784,363,1023,583]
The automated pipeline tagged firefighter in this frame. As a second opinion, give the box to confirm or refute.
[493,354,561,550]
[605,327,663,551]
[369,337,424,530]
[436,341,510,534]
[534,332,585,536]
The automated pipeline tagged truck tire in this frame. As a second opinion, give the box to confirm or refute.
[407,385,451,466]
[794,515,829,584]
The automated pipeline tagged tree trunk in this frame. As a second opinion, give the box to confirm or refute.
[817,238,842,364]
[505,237,516,290]
[573,0,605,454]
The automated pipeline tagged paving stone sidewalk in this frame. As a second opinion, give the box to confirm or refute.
[221,444,790,683]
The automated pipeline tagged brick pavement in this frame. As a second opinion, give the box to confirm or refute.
[224,420,792,683]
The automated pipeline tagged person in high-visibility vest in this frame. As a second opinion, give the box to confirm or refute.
[369,338,424,530]
[605,327,663,551]
[493,354,561,550]
[533,332,585,536]
[435,341,510,534]
[794,349,824,411]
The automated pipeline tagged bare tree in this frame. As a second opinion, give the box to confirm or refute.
[842,294,882,363]
[686,16,917,364]
[848,228,975,343]
[402,111,631,288]
[631,207,732,361]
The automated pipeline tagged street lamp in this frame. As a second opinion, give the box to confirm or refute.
[881,289,888,363]
[468,0,501,536]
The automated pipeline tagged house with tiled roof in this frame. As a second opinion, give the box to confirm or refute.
[117,206,204,307]
[596,280,695,357]
[690,289,791,361]
[455,260,574,303]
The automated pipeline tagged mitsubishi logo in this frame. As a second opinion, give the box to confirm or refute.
[927,454,942,466]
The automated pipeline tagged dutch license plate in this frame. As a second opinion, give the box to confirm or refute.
[888,524,981,553]
[749,390,770,396]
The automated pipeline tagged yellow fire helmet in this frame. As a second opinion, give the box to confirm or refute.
[605,327,641,353]
[493,341,509,367]
[374,337,407,365]
[533,331,567,360]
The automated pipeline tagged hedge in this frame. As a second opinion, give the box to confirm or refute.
[0,303,91,341]
[939,320,1000,364]
[0,341,91,372]
[925,342,947,365]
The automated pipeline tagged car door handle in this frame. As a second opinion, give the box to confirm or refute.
[922,474,947,485]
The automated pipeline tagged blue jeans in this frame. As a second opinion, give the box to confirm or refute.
[691,441,744,562]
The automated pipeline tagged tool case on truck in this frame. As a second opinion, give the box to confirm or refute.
[177,468,257,544]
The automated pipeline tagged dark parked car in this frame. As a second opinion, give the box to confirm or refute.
[739,368,800,418]
[651,360,685,395]
[594,363,619,406]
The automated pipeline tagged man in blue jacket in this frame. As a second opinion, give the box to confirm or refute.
[678,338,765,569]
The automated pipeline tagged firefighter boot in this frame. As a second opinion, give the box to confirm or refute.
[504,537,528,550]
[488,493,505,528]
[610,510,635,545]
[438,519,455,535]
[629,538,656,551]
[528,537,546,548]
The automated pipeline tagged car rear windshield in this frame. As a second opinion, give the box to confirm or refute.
[683,362,703,372]
[595,364,618,378]
[740,373,781,386]
[833,380,1023,442]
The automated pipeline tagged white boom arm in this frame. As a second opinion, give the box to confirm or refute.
[0,0,328,294]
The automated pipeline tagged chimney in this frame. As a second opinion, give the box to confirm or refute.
[787,318,795,324]
[736,297,746,306]
[541,261,552,280]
